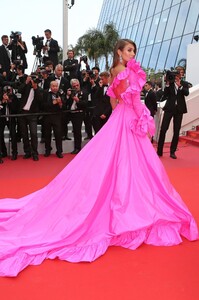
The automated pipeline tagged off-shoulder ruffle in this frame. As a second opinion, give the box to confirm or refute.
[107,58,146,98]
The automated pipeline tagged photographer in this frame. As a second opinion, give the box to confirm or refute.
[0,86,19,161]
[18,74,43,161]
[0,35,11,79]
[157,67,189,159]
[43,29,59,69]
[8,32,28,71]
[63,50,79,81]
[66,79,88,154]
[42,81,65,158]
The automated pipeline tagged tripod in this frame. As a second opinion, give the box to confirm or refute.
[32,50,43,73]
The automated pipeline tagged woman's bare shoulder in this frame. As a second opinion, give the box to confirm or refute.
[112,65,126,77]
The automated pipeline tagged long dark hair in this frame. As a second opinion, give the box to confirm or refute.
[110,39,137,70]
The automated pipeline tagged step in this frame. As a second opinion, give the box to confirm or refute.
[186,130,199,139]
[179,136,199,147]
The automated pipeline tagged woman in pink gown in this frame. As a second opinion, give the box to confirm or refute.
[0,39,198,277]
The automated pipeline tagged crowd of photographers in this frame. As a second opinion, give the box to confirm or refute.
[0,30,113,163]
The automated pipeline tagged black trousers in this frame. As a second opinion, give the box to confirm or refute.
[43,115,63,154]
[92,115,107,134]
[19,114,38,155]
[70,112,84,150]
[157,110,183,155]
[0,118,17,156]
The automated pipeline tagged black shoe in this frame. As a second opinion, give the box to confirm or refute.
[23,153,31,159]
[0,158,3,164]
[11,153,17,160]
[84,136,93,140]
[32,154,39,161]
[65,136,72,140]
[44,151,51,157]
[170,153,177,159]
[70,149,80,154]
[56,152,63,158]
[157,151,162,157]
[2,152,7,158]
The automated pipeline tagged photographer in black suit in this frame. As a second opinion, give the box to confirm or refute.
[0,35,11,79]
[43,29,59,69]
[92,71,112,134]
[8,32,28,71]
[66,79,88,154]
[157,67,189,159]
[63,50,79,81]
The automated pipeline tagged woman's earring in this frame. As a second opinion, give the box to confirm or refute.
[119,55,123,63]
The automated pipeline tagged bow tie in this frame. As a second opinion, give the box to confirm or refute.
[55,77,61,80]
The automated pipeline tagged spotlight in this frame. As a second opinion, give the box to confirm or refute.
[193,35,199,42]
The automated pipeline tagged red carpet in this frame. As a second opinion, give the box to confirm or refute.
[0,143,199,300]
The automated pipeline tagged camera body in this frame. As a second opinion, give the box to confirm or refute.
[3,86,13,101]
[165,70,180,84]
[10,31,22,44]
[80,55,88,63]
[30,73,42,84]
[32,36,44,52]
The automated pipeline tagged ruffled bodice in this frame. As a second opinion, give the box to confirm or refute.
[107,59,155,136]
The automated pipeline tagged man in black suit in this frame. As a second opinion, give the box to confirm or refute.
[63,49,78,81]
[66,79,88,154]
[92,71,112,134]
[43,29,59,69]
[42,81,65,158]
[0,35,11,79]
[18,74,43,161]
[157,67,189,159]
[144,81,157,143]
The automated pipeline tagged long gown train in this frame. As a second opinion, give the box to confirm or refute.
[0,59,198,277]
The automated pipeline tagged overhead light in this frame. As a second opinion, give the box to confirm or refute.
[193,35,199,42]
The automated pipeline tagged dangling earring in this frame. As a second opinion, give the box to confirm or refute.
[119,55,123,63]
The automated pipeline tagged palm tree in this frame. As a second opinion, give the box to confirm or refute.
[74,22,119,70]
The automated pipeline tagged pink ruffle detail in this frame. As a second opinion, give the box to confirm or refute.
[129,106,155,137]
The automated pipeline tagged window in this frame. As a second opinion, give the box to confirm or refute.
[173,1,190,38]
[156,40,170,71]
[140,17,153,47]
[164,5,180,40]
[147,13,161,45]
[165,37,181,69]
[184,0,199,35]
[149,43,161,69]
[142,45,153,68]
[155,9,169,43]
[176,34,193,65]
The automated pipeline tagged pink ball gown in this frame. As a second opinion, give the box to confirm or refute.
[0,59,198,277]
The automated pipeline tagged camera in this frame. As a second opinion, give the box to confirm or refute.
[30,73,42,84]
[87,70,96,80]
[165,70,180,83]
[32,35,44,53]
[68,88,77,98]
[80,55,88,63]
[10,31,21,44]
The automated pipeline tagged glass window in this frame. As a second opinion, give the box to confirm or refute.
[173,1,190,38]
[135,21,145,48]
[131,24,138,41]
[196,16,199,31]
[155,0,164,14]
[155,9,169,43]
[134,0,145,23]
[148,43,161,69]
[147,13,161,45]
[137,47,145,64]
[176,34,193,65]
[140,17,153,47]
[123,3,133,29]
[119,7,128,31]
[164,5,180,40]
[156,40,170,71]
[128,1,137,27]
[165,37,181,69]
[184,0,199,35]
[147,0,158,18]
[126,26,133,38]
[142,45,153,68]
[163,0,172,10]
[140,0,150,21]
[172,0,181,5]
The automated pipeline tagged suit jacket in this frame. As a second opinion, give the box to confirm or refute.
[162,81,189,114]
[63,58,78,80]
[43,39,59,67]
[93,86,112,117]
[8,41,28,69]
[18,83,43,113]
[66,90,88,111]
[50,74,70,93]
[0,44,11,75]
[144,89,157,117]
[42,90,65,113]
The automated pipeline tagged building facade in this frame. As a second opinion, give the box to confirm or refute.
[97,0,199,72]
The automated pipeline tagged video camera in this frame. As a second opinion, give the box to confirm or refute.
[165,70,180,84]
[80,55,88,63]
[29,72,42,84]
[32,35,44,53]
[10,31,22,44]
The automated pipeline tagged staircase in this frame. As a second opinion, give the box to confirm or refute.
[179,125,199,147]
